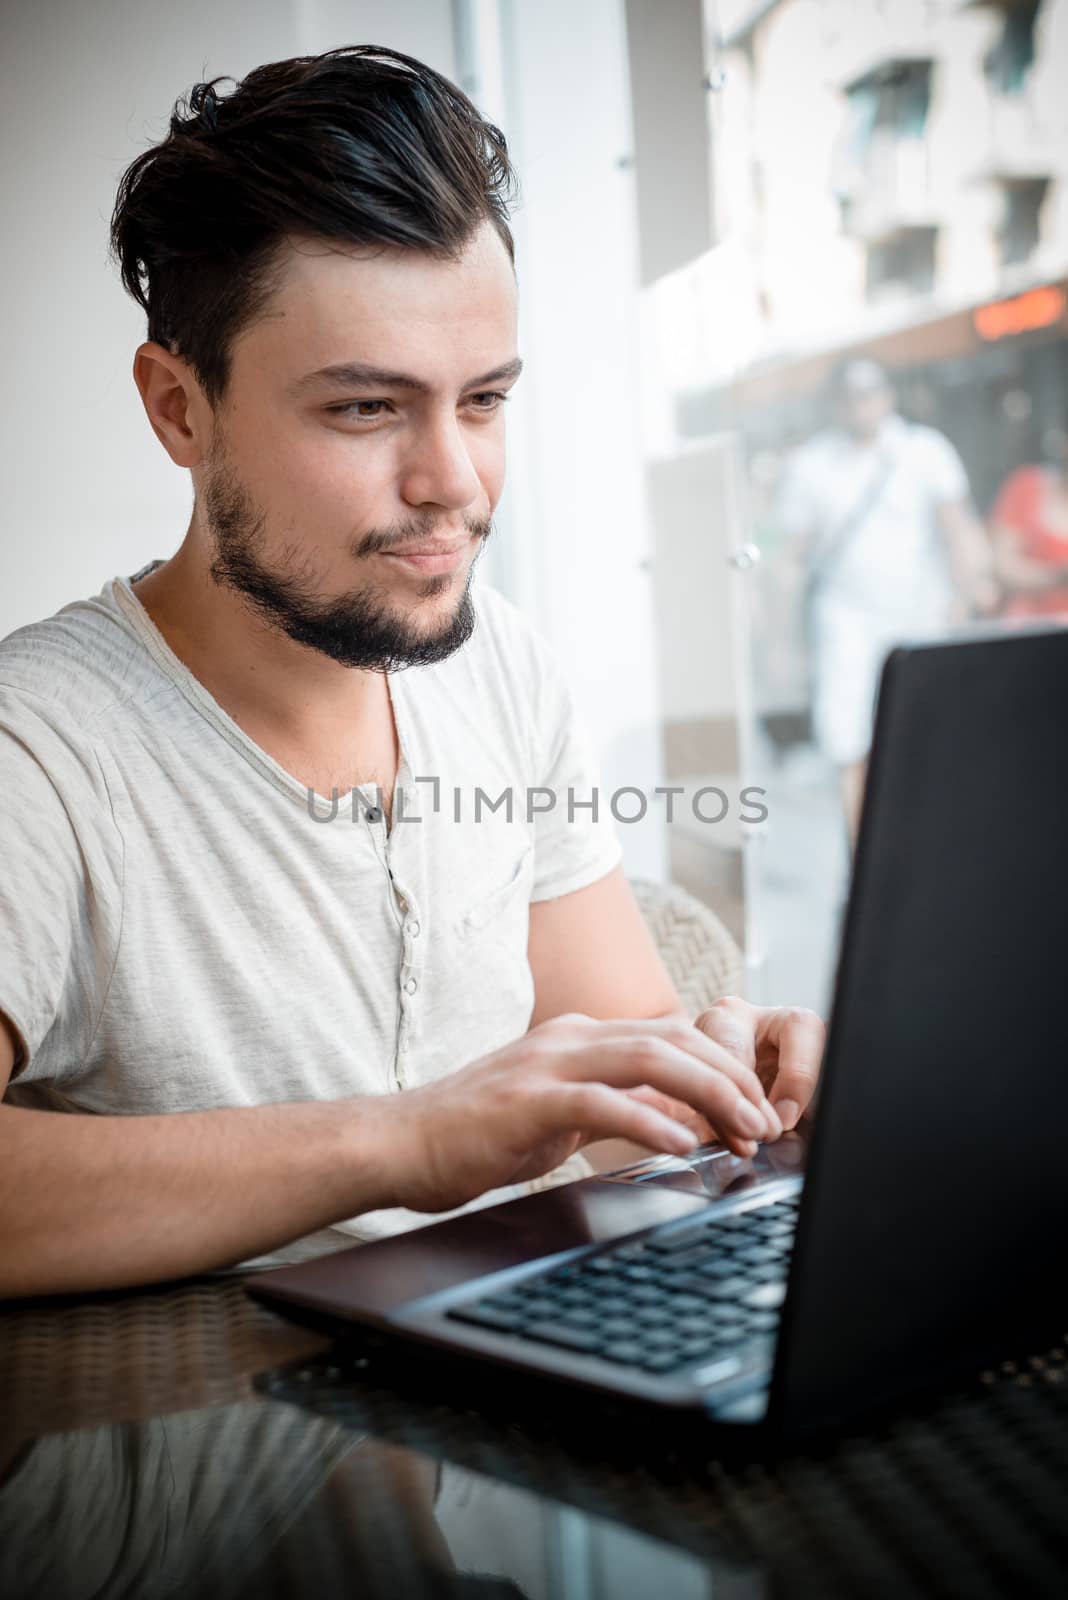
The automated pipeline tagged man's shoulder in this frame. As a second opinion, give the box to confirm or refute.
[0,580,161,736]
[464,580,552,680]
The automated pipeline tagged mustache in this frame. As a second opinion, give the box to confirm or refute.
[357,515,494,558]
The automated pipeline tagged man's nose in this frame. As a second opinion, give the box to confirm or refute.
[399,418,482,512]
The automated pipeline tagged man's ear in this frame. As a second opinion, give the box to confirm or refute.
[132,342,210,469]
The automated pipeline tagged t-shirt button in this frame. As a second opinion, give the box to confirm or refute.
[404,977,418,995]
[407,920,421,938]
[365,807,382,825]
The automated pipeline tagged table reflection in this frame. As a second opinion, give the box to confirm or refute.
[0,1393,758,1599]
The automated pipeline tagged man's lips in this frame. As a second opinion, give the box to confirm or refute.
[377,537,474,575]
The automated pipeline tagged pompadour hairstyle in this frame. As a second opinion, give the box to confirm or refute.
[109,44,518,407]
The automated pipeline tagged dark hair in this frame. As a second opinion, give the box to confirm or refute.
[109,44,518,408]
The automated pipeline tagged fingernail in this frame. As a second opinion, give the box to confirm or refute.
[762,1099,783,1140]
[774,1098,801,1131]
[735,1096,768,1138]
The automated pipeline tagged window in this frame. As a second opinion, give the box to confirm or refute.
[997,176,1050,266]
[866,226,937,298]
[984,0,1040,97]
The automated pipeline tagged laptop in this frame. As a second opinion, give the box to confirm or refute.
[248,623,1068,1439]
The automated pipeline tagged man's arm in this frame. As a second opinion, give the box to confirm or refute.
[937,500,999,617]
[0,997,782,1299]
[528,865,681,1027]
[0,1005,398,1296]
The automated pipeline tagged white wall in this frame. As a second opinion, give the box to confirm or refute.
[0,0,458,644]
[0,0,665,876]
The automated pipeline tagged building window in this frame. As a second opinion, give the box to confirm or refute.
[984,0,1040,97]
[843,58,933,163]
[866,227,937,299]
[997,177,1050,266]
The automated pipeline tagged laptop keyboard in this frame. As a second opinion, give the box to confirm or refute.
[447,1192,800,1378]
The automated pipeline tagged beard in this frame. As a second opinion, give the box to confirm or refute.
[202,447,492,672]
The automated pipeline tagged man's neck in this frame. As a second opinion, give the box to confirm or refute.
[130,542,402,819]
[130,542,386,746]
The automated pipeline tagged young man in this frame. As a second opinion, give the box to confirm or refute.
[0,46,822,1297]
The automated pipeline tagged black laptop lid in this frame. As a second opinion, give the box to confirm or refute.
[773,625,1068,1436]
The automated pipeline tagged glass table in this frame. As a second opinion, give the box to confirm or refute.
[2,1272,1067,1598]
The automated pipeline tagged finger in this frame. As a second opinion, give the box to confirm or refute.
[557,1082,717,1158]
[691,1001,782,1139]
[760,1007,826,1129]
[562,1036,773,1152]
[694,999,758,1076]
[590,1015,770,1115]
[627,1085,718,1145]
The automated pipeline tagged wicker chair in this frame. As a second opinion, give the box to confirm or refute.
[629,876,745,1010]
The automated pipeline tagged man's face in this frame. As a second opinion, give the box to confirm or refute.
[837,382,894,443]
[196,220,520,670]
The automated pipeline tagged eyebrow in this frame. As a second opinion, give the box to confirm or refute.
[288,356,524,398]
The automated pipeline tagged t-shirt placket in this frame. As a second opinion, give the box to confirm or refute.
[361,782,423,1091]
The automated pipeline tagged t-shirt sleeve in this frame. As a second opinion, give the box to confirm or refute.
[0,691,123,1084]
[525,635,623,904]
[921,428,970,506]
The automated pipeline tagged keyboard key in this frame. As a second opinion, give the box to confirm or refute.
[694,1258,740,1280]
[525,1321,602,1353]
[449,1303,525,1333]
[734,1245,782,1267]
[666,1292,708,1314]
[678,1337,730,1363]
[559,1307,600,1328]
[634,1304,675,1327]
[741,1280,787,1310]
[516,1297,559,1320]
[702,1276,751,1301]
[600,1341,647,1366]
[647,1220,718,1253]
[642,1350,684,1374]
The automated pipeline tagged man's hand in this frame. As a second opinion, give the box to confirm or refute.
[378,1012,784,1215]
[624,997,826,1145]
[695,996,825,1131]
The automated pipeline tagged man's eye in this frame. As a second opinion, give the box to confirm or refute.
[327,400,389,420]
[325,392,510,423]
[467,391,509,413]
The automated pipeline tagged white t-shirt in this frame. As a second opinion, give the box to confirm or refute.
[777,414,969,620]
[0,563,621,1264]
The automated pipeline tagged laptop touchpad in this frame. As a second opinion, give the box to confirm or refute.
[604,1131,807,1199]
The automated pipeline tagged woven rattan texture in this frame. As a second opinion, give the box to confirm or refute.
[0,1276,328,1437]
[630,877,744,1008]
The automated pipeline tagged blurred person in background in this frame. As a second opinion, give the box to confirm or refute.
[775,358,996,843]
[989,431,1068,620]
